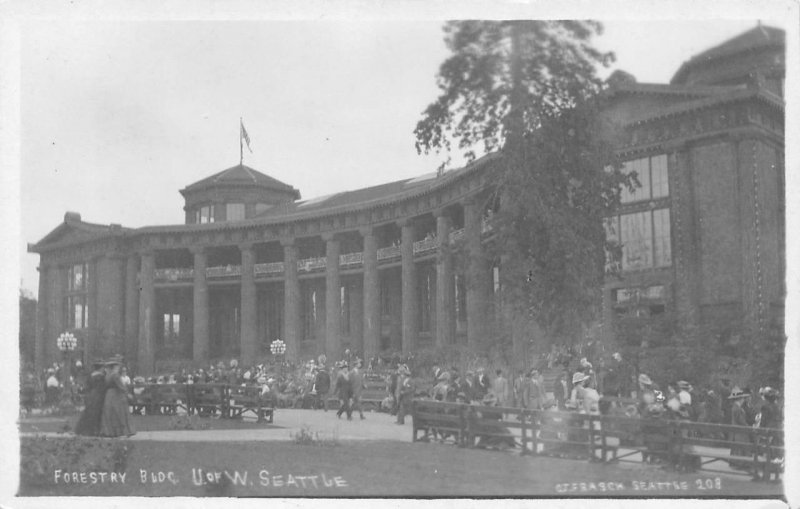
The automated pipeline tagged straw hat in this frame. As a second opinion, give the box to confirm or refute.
[677,380,691,390]
[638,373,653,386]
[728,386,749,399]
[572,372,590,385]
[104,355,124,366]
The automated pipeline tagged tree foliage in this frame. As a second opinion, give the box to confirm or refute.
[415,21,633,344]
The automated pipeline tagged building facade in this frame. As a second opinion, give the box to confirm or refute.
[28,26,785,374]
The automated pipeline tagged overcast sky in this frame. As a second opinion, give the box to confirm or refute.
[13,15,792,297]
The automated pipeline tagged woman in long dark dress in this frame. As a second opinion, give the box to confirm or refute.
[99,359,134,437]
[74,361,107,436]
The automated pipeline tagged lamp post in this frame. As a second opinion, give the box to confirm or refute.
[56,332,78,406]
[270,339,286,379]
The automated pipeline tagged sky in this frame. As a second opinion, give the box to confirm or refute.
[11,14,794,297]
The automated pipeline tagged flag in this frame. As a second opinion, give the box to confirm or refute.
[240,120,252,153]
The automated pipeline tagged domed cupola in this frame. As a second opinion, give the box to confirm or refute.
[180,164,301,224]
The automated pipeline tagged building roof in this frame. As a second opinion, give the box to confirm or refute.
[28,212,131,252]
[180,164,300,198]
[606,82,734,98]
[671,25,785,85]
[135,153,500,235]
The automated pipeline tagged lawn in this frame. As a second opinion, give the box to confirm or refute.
[18,438,785,498]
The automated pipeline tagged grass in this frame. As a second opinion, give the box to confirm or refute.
[18,439,785,498]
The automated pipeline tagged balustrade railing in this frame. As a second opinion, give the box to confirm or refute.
[449,228,465,243]
[339,252,363,267]
[154,267,194,282]
[298,257,326,273]
[413,237,439,255]
[206,265,242,278]
[254,262,285,276]
[377,245,401,261]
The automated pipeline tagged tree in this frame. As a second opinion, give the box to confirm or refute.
[19,288,37,368]
[415,21,633,361]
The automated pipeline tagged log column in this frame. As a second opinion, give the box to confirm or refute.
[239,242,258,362]
[124,254,140,363]
[34,262,50,372]
[282,238,301,361]
[324,233,342,361]
[137,250,156,374]
[434,209,455,347]
[464,197,490,349]
[399,218,417,354]
[361,226,380,361]
[191,246,210,364]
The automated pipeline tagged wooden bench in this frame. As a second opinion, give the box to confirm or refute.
[227,385,275,423]
[464,404,531,453]
[412,400,468,446]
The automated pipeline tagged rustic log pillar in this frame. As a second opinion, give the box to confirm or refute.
[282,238,300,361]
[435,209,455,347]
[324,233,342,361]
[399,218,417,354]
[191,246,209,365]
[361,226,380,361]
[137,250,156,374]
[239,242,258,363]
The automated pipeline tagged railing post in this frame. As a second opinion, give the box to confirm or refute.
[411,400,417,442]
[458,403,467,448]
[530,410,539,456]
[520,410,528,456]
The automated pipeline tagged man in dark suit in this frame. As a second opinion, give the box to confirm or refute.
[334,362,353,420]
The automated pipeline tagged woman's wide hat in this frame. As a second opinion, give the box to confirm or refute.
[728,386,749,399]
[104,354,124,366]
[638,373,653,386]
[572,372,590,385]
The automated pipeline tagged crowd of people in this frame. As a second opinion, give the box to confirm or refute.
[21,348,784,460]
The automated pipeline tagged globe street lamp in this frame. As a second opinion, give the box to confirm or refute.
[270,339,286,379]
[56,332,78,405]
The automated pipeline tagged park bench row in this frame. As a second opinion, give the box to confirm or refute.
[128,383,274,423]
[411,400,784,481]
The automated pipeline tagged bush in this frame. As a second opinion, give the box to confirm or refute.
[20,435,131,487]
[291,426,339,447]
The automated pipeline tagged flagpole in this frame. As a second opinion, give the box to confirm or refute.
[239,117,243,166]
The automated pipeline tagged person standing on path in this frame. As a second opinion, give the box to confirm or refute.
[74,360,108,436]
[491,369,509,407]
[99,356,134,437]
[350,360,366,420]
[334,362,353,420]
[395,365,415,425]
[313,364,331,412]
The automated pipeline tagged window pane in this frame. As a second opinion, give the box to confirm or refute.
[74,300,84,329]
[651,154,669,198]
[163,314,171,338]
[604,217,620,272]
[620,211,653,270]
[254,203,271,215]
[621,157,651,203]
[227,203,245,221]
[172,314,180,336]
[653,208,672,267]
[73,264,84,290]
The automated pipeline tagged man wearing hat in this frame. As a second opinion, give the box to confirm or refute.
[334,362,353,420]
[395,365,414,425]
[312,363,331,412]
[349,360,366,420]
[727,387,752,469]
